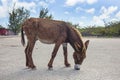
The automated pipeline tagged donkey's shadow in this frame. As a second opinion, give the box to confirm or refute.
[3,67,82,80]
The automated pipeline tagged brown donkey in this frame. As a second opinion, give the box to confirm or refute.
[21,18,90,70]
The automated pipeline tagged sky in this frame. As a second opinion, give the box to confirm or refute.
[0,0,120,28]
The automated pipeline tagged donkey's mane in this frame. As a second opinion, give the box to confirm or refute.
[72,27,83,41]
[72,27,86,58]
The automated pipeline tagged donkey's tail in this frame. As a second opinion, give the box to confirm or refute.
[21,27,25,46]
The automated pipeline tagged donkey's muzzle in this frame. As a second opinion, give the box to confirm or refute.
[74,64,80,70]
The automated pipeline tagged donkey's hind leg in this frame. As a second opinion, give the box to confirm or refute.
[25,42,29,67]
[25,41,36,69]
[62,43,70,67]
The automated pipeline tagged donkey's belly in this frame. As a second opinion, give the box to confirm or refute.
[38,38,55,44]
[36,26,59,44]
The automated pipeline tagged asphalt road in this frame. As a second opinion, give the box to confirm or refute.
[0,36,120,80]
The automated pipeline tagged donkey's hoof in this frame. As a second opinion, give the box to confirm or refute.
[28,66,36,70]
[74,64,80,70]
[48,67,53,70]
[32,67,36,70]
[65,63,71,67]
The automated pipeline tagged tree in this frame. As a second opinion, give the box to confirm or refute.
[66,21,80,28]
[0,25,3,28]
[39,8,53,19]
[8,7,30,35]
[80,21,120,37]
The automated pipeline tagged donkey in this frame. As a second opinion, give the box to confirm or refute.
[21,18,90,70]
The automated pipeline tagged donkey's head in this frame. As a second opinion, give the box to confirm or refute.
[73,40,90,70]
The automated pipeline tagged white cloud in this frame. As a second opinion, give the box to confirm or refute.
[46,0,55,3]
[65,0,84,6]
[98,6,118,21]
[86,8,95,14]
[0,0,38,27]
[79,21,84,26]
[0,0,10,18]
[39,0,55,8]
[92,6,118,26]
[0,0,55,18]
[15,2,36,11]
[116,11,120,18]
[0,6,8,18]
[0,0,37,18]
[100,6,118,17]
[110,18,119,22]
[64,11,69,15]
[65,0,98,6]
[75,7,83,13]
[75,7,95,14]
[39,1,48,8]
[93,16,105,26]
[86,0,97,4]
[80,16,86,19]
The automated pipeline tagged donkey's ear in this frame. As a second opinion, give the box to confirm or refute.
[85,40,90,49]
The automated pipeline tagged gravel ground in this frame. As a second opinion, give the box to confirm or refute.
[0,36,120,80]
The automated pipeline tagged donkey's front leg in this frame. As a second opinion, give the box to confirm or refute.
[48,40,62,70]
[62,43,70,67]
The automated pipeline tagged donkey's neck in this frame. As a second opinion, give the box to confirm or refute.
[68,27,83,52]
